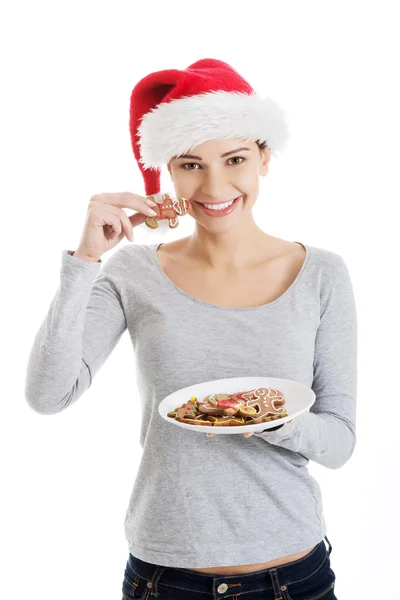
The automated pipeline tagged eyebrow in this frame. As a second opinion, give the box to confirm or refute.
[175,147,251,160]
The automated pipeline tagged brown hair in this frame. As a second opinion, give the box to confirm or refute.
[256,140,269,151]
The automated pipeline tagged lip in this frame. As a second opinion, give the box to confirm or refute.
[195,195,242,217]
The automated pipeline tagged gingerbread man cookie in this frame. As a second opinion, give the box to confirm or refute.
[145,193,189,229]
[167,387,289,428]
[231,387,287,425]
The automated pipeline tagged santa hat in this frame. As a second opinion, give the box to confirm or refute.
[129,58,289,200]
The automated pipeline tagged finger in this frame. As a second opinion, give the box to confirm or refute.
[124,192,159,210]
[118,209,135,241]
[146,194,164,204]
[128,211,148,228]
[91,192,158,213]
[101,211,122,238]
[90,201,152,238]
[95,204,135,241]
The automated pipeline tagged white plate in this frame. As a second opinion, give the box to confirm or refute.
[158,376,315,434]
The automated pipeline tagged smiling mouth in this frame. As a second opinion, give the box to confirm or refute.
[196,196,241,209]
[194,195,243,216]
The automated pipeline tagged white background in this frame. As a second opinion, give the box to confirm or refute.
[1,1,399,598]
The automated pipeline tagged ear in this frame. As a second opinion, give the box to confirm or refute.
[259,147,271,177]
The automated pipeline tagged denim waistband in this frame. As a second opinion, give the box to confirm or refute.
[127,535,332,594]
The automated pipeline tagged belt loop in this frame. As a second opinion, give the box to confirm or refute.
[324,534,332,555]
[148,565,165,596]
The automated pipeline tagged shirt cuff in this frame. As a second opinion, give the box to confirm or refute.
[253,415,301,443]
[261,423,285,432]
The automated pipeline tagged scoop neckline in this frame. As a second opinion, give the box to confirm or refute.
[150,240,310,312]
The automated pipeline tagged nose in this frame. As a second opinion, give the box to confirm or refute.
[199,168,234,201]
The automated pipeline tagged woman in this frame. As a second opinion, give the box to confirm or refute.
[25,59,356,599]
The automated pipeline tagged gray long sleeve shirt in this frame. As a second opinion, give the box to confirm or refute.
[25,240,358,568]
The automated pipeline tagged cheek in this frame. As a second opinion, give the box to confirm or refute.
[172,182,198,205]
[234,168,259,189]
[170,171,194,194]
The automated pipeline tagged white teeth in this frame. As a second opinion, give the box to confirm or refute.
[203,199,235,210]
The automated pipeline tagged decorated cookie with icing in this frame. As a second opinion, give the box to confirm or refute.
[231,387,286,424]
[167,387,289,428]
[145,193,189,229]
[197,393,246,417]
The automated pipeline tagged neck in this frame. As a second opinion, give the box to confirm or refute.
[184,218,282,270]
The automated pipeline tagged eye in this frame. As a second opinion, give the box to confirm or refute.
[180,163,200,171]
[228,157,246,165]
[180,157,246,170]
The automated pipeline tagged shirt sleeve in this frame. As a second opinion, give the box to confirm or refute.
[254,256,358,470]
[24,248,129,415]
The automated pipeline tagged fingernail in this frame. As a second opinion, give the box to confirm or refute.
[148,208,157,216]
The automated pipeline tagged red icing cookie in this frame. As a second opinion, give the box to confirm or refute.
[145,193,189,229]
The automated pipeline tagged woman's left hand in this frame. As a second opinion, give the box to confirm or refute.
[206,419,293,438]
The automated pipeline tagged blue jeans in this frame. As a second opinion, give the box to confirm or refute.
[122,535,336,599]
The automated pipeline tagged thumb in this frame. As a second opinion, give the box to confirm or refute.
[129,212,148,228]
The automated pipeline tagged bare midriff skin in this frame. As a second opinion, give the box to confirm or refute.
[156,234,314,575]
[185,547,315,575]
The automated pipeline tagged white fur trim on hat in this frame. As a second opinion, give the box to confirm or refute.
[137,90,289,169]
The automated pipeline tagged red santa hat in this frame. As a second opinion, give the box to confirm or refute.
[129,58,289,199]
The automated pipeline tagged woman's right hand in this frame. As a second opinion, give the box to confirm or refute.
[206,419,294,438]
[74,192,159,261]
